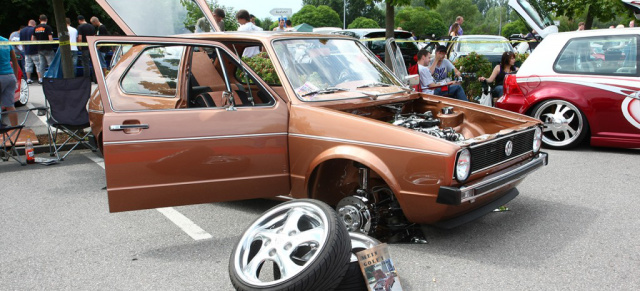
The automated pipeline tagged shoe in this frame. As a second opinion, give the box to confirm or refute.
[26,79,33,84]
[38,79,43,84]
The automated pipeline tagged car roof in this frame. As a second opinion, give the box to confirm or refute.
[455,35,508,40]
[179,31,357,42]
[332,29,412,38]
[547,27,640,38]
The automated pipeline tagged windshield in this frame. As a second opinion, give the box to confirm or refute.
[103,0,214,35]
[517,0,555,29]
[457,39,512,53]
[272,39,404,102]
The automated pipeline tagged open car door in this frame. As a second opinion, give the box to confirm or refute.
[386,38,418,87]
[87,36,290,212]
[95,0,220,35]
[508,0,558,38]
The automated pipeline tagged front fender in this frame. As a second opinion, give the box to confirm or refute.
[305,145,401,202]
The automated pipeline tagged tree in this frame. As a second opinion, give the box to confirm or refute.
[435,0,481,32]
[501,19,528,38]
[367,0,439,67]
[291,5,342,28]
[348,17,380,29]
[539,0,632,30]
[260,17,274,31]
[304,0,385,28]
[395,7,446,38]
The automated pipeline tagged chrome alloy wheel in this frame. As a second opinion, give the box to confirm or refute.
[233,202,329,287]
[533,100,584,148]
[18,78,29,106]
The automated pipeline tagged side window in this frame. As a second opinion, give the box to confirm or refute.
[187,45,276,109]
[121,46,184,96]
[554,35,638,76]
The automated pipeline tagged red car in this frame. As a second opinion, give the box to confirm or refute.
[499,0,640,149]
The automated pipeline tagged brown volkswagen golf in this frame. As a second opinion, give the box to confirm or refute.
[87,0,547,241]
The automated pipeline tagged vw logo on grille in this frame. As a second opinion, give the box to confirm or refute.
[505,140,513,157]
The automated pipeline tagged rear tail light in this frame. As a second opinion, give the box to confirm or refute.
[504,74,523,96]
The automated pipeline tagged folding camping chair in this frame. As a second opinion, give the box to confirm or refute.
[1,107,47,165]
[42,77,97,161]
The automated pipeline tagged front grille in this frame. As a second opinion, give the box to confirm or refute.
[469,129,535,173]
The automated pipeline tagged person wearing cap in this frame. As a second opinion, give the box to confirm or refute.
[428,46,467,101]
[76,15,95,78]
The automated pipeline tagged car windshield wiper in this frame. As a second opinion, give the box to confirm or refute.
[357,82,392,88]
[301,87,349,97]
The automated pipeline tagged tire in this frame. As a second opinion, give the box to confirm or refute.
[15,78,29,107]
[531,100,589,149]
[334,232,381,291]
[229,199,351,291]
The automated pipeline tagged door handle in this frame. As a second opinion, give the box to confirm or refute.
[109,124,149,131]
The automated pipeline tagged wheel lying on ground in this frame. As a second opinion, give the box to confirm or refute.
[16,78,29,107]
[229,199,351,291]
[334,232,381,291]
[531,99,589,149]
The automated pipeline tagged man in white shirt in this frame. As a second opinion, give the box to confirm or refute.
[417,49,467,101]
[66,18,78,74]
[236,10,263,58]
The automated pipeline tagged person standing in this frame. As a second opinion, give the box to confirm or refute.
[20,20,39,84]
[235,10,263,57]
[417,49,467,101]
[577,22,585,31]
[77,15,95,78]
[0,35,20,126]
[32,14,54,83]
[449,16,464,36]
[213,8,226,32]
[90,16,109,75]
[9,26,25,74]
[273,18,286,31]
[630,20,635,28]
[66,18,78,74]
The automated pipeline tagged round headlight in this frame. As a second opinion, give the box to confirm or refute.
[455,148,471,182]
[533,127,542,152]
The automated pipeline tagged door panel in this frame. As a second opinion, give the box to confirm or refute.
[95,0,220,35]
[88,36,290,212]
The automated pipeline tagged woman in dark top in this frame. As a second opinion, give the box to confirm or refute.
[478,51,518,97]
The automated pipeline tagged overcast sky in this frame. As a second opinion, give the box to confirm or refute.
[215,0,303,20]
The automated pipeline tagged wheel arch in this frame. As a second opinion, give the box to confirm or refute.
[304,145,401,205]
[524,91,594,135]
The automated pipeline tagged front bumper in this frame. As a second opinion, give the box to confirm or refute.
[437,152,548,205]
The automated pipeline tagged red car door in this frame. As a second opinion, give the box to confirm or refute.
[87,36,290,212]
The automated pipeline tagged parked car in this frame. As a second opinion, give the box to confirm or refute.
[332,29,420,69]
[88,0,547,247]
[498,0,640,149]
[447,35,515,67]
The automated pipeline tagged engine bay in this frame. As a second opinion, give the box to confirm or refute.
[391,111,465,142]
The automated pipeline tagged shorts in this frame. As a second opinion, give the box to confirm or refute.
[25,54,41,73]
[0,74,17,107]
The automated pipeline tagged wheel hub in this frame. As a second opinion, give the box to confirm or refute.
[336,196,372,234]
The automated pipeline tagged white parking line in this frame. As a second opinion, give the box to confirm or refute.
[156,208,213,240]
[83,153,213,241]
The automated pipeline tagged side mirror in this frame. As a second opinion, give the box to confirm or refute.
[223,91,237,111]
[405,74,419,86]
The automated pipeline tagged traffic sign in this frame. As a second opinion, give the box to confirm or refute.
[270,8,292,17]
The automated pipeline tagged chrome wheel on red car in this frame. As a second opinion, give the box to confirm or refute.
[532,100,589,149]
[16,78,29,107]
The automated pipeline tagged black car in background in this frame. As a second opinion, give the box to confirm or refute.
[331,29,420,69]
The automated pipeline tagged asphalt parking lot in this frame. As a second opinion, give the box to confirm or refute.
[1,142,638,290]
